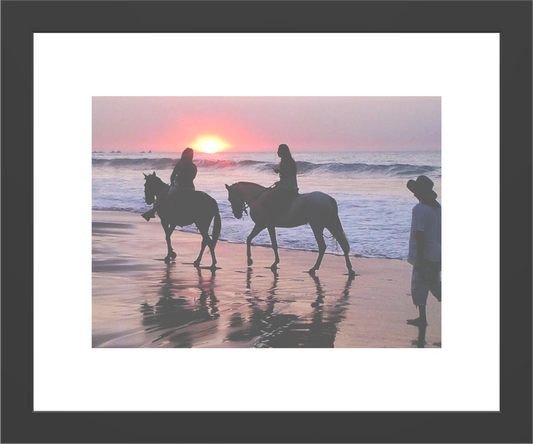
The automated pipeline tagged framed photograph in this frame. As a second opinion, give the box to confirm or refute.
[2,1,531,442]
[90,94,443,352]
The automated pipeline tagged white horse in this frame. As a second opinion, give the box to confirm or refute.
[225,182,355,277]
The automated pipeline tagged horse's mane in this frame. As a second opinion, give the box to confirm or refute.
[236,181,266,190]
[147,174,168,187]
[155,176,167,186]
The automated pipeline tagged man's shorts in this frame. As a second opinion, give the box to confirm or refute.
[411,261,441,306]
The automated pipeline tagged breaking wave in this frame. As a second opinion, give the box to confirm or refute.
[93,157,440,178]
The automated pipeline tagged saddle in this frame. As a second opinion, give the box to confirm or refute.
[169,188,195,207]
[272,187,299,215]
[166,188,197,226]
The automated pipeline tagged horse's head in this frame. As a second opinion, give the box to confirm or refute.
[144,172,163,205]
[225,183,246,219]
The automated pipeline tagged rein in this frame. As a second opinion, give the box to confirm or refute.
[156,182,170,197]
[146,178,169,202]
[238,182,274,215]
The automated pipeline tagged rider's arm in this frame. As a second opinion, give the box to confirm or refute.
[170,164,179,184]
[279,158,296,178]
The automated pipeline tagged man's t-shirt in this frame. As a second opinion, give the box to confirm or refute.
[408,203,441,265]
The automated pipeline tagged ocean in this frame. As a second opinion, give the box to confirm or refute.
[92,150,441,260]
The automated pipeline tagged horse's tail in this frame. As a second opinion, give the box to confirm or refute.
[211,201,222,247]
[327,197,350,255]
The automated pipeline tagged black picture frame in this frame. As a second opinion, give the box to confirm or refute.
[2,1,531,442]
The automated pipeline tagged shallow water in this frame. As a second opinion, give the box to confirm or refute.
[92,150,441,260]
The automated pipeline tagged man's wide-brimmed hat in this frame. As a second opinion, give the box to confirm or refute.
[407,175,437,200]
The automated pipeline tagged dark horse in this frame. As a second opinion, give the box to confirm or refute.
[225,182,355,277]
[144,172,221,269]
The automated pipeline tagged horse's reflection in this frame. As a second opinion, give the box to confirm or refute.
[197,267,219,317]
[244,268,278,304]
[286,274,354,348]
[226,269,296,345]
[140,264,219,347]
[267,270,279,300]
[246,267,252,290]
[227,269,355,348]
[310,274,325,307]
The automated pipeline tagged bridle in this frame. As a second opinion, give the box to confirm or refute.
[144,175,168,205]
[228,186,248,217]
[230,183,274,217]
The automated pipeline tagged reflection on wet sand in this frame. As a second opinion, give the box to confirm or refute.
[93,211,441,348]
[255,274,354,348]
[226,269,299,346]
[139,264,358,348]
[140,265,220,347]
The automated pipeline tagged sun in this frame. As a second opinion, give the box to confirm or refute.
[200,140,221,154]
[193,136,227,154]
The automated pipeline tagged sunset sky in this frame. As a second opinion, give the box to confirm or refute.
[92,96,441,153]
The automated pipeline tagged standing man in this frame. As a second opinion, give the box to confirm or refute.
[406,175,441,326]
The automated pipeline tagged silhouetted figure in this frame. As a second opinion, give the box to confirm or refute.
[226,181,355,276]
[264,144,299,224]
[406,175,441,327]
[142,147,197,221]
[142,171,220,268]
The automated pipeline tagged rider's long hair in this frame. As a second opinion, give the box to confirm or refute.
[278,144,296,173]
[181,147,194,163]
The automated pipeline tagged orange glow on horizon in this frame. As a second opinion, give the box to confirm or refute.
[200,140,221,154]
[193,136,227,154]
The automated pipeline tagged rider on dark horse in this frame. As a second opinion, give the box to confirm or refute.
[142,147,197,221]
[264,144,299,224]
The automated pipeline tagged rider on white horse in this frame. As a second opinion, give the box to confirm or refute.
[264,144,299,225]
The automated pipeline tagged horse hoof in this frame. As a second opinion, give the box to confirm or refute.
[348,270,356,278]
[164,257,171,264]
[308,269,317,276]
[193,261,200,268]
[270,265,278,272]
[248,259,253,266]
[170,252,177,259]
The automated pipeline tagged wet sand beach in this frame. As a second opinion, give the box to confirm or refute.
[92,211,441,348]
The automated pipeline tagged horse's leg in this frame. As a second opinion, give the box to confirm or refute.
[207,235,218,271]
[267,226,280,272]
[194,221,216,269]
[206,230,218,271]
[309,224,327,276]
[326,216,356,278]
[194,236,208,268]
[162,220,177,264]
[247,224,265,267]
[339,239,355,278]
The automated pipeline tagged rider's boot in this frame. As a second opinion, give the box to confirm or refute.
[142,208,156,221]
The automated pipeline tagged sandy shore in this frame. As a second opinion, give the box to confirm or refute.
[92,210,441,348]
